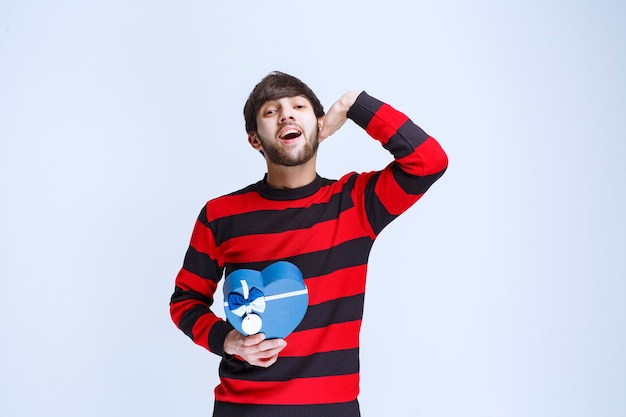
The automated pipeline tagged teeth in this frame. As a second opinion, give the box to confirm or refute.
[279,129,301,139]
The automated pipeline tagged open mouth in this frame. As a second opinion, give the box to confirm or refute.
[278,127,302,140]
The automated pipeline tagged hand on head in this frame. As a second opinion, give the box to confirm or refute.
[318,91,360,142]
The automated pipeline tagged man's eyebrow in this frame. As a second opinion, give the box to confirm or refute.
[261,99,280,106]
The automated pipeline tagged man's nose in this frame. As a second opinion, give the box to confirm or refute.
[279,108,295,123]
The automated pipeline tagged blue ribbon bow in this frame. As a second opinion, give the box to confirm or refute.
[227,287,266,317]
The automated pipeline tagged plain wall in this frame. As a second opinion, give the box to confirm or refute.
[1,1,624,416]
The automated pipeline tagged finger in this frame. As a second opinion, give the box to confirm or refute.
[247,339,286,364]
[242,333,266,347]
[252,354,279,368]
[258,338,286,354]
[240,337,286,366]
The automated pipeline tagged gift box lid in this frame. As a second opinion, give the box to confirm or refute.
[223,261,308,339]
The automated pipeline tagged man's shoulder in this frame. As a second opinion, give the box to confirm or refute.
[329,171,366,189]
[206,181,260,204]
[224,182,260,198]
[199,180,262,221]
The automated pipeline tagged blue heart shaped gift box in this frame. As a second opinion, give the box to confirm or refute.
[223,261,309,339]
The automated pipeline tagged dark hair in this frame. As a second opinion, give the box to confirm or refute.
[243,71,325,133]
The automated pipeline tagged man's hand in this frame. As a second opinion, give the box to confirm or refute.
[223,330,287,368]
[318,91,360,143]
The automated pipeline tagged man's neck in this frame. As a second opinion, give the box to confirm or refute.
[264,157,317,189]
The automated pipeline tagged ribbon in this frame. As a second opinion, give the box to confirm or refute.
[227,280,266,317]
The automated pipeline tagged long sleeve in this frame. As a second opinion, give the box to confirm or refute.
[170,205,234,356]
[347,91,448,236]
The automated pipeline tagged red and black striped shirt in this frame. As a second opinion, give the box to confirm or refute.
[170,91,448,417]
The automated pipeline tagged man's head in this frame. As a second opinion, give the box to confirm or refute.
[244,71,325,134]
[244,72,326,168]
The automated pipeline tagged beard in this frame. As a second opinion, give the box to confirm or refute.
[258,126,319,167]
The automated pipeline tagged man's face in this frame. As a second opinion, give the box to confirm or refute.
[252,96,321,167]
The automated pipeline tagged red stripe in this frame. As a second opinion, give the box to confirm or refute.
[174,268,218,293]
[189,219,221,261]
[374,168,418,215]
[365,103,409,145]
[169,299,188,326]
[207,181,347,221]
[171,269,217,325]
[191,311,222,346]
[418,136,449,175]
[218,213,368,264]
[396,136,449,177]
[208,193,275,221]
[215,374,359,405]
[304,265,367,305]
[170,297,219,351]
[282,321,362,357]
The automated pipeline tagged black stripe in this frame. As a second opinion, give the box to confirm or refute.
[170,285,214,306]
[208,320,235,355]
[212,191,354,246]
[363,171,396,236]
[392,163,447,195]
[363,164,447,235]
[213,400,360,417]
[225,237,373,278]
[292,237,372,278]
[219,348,359,381]
[197,183,258,229]
[347,92,384,130]
[182,246,222,282]
[177,303,213,341]
[382,120,429,159]
[297,294,365,331]
[197,205,210,228]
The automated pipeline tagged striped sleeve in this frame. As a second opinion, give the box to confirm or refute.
[347,91,448,235]
[169,205,234,355]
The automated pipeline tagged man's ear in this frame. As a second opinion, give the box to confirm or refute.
[318,116,325,132]
[248,133,262,151]
[317,116,325,143]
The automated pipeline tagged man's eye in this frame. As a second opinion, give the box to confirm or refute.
[265,109,276,115]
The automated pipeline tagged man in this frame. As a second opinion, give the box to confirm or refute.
[170,71,448,417]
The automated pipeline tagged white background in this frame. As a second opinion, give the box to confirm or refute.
[1,1,625,416]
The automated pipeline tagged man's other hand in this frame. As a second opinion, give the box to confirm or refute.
[223,330,287,368]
